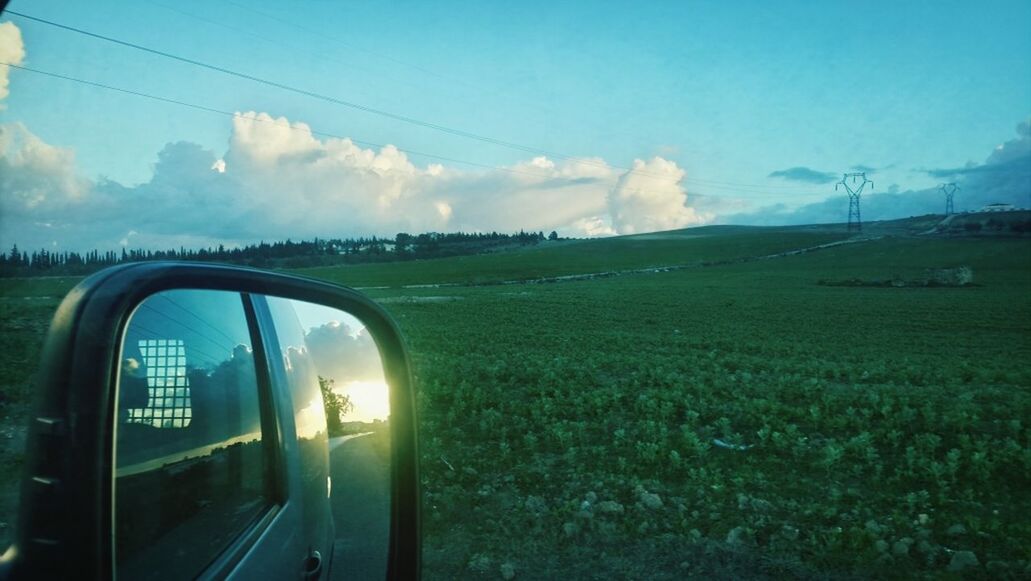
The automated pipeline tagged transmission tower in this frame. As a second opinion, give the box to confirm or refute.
[836,172,874,232]
[940,183,959,216]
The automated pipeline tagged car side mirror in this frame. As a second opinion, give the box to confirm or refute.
[0,262,420,580]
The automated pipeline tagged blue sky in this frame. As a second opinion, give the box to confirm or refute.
[1,0,1029,250]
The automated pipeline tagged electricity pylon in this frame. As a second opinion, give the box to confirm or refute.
[940,183,959,216]
[836,172,874,232]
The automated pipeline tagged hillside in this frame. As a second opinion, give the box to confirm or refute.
[297,226,849,288]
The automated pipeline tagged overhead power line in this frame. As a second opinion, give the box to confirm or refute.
[5,10,826,195]
[146,0,437,98]
[0,60,827,200]
[0,61,556,180]
[6,10,632,175]
[160,1,824,196]
[221,0,483,92]
[218,0,574,128]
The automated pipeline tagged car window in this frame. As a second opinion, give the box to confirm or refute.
[114,289,271,581]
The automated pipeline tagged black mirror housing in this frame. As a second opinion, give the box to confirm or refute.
[0,262,420,580]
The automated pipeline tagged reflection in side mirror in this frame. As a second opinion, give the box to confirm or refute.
[113,291,392,580]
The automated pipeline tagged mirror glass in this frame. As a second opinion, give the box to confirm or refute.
[114,290,390,580]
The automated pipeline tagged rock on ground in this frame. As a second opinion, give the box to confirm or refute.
[947,551,979,572]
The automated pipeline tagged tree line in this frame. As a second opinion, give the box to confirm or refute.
[0,230,561,277]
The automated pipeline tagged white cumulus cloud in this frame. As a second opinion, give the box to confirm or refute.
[0,21,26,106]
[1,110,713,251]
[568,216,617,237]
[0,122,92,214]
[608,157,710,234]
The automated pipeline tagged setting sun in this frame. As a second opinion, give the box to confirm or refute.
[336,380,390,423]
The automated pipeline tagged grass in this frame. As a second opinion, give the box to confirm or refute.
[1,222,1029,578]
[295,227,848,288]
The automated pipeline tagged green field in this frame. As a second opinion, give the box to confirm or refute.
[296,226,848,288]
[2,224,1030,578]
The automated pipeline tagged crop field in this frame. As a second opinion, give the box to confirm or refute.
[1,225,1029,578]
[0,279,74,548]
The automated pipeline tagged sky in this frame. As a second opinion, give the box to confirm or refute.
[1,0,1029,252]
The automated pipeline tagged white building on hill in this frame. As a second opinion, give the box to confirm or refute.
[978,203,1016,212]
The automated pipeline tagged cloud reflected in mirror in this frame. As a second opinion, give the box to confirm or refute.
[289,301,390,427]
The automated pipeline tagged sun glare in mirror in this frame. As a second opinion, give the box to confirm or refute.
[337,380,390,423]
